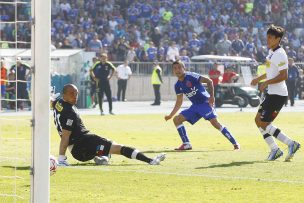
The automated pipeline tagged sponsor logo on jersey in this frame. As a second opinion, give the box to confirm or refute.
[186,81,192,87]
[265,60,271,68]
[278,61,286,67]
[66,119,73,126]
[185,86,198,98]
[55,102,63,112]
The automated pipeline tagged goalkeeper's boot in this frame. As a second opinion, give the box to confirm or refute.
[267,148,283,161]
[285,141,301,162]
[149,153,166,165]
[94,156,109,165]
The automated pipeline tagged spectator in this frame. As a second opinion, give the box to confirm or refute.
[215,34,231,56]
[166,41,179,62]
[244,37,257,58]
[60,0,71,20]
[1,59,7,100]
[126,47,138,62]
[209,63,221,89]
[10,57,31,110]
[146,42,158,61]
[222,68,239,83]
[88,33,102,54]
[6,69,16,109]
[179,50,191,67]
[189,33,201,55]
[115,37,130,61]
[231,35,244,56]
[71,33,84,48]
[150,27,162,48]
[116,60,132,102]
[61,38,73,49]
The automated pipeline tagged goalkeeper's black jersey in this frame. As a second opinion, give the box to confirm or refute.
[52,98,89,145]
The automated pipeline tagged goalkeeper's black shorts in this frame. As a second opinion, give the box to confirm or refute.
[71,133,112,162]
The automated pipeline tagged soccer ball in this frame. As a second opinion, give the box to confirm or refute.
[50,155,58,176]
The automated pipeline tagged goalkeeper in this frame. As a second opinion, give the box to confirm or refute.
[51,84,165,166]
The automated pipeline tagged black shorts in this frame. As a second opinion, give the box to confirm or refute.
[258,94,287,122]
[71,134,112,162]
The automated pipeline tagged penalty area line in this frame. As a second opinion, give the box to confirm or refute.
[65,166,304,185]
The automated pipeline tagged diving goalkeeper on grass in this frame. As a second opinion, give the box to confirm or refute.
[51,84,165,166]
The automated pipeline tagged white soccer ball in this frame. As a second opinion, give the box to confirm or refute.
[50,155,58,176]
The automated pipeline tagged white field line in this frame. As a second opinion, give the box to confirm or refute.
[66,166,304,185]
[0,194,24,199]
[0,175,23,179]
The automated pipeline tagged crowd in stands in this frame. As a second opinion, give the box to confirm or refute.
[0,0,304,63]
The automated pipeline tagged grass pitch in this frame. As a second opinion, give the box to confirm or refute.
[1,112,304,202]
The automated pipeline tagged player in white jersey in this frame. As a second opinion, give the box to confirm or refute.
[251,25,300,161]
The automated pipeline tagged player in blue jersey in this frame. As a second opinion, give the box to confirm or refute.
[165,60,240,150]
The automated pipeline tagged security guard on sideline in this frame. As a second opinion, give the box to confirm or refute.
[151,61,163,105]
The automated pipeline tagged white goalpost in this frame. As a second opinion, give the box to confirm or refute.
[30,0,51,202]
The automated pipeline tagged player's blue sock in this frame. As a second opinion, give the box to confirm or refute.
[220,126,237,145]
[177,124,190,143]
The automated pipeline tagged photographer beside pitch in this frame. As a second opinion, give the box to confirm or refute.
[51,84,165,166]
[251,25,300,161]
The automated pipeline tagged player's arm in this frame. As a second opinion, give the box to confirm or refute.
[90,62,99,82]
[200,76,215,106]
[251,73,267,86]
[165,94,183,121]
[58,129,71,166]
[258,69,287,92]
[108,61,116,80]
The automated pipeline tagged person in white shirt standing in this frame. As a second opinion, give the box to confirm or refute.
[251,25,300,161]
[116,60,132,101]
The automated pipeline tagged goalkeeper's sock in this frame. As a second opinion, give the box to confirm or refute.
[120,146,152,163]
[176,124,190,144]
[220,126,237,145]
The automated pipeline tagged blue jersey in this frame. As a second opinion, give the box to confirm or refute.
[175,72,210,104]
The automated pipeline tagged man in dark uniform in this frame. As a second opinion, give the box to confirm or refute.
[51,84,165,166]
[10,57,31,110]
[90,57,98,108]
[90,53,115,115]
[286,58,299,106]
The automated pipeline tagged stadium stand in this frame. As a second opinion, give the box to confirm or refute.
[0,0,303,62]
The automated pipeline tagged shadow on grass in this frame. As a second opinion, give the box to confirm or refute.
[69,163,145,167]
[142,149,231,153]
[1,166,30,170]
[195,160,267,169]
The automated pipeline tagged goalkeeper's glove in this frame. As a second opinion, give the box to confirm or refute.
[58,155,69,166]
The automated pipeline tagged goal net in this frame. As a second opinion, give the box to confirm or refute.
[0,0,51,202]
